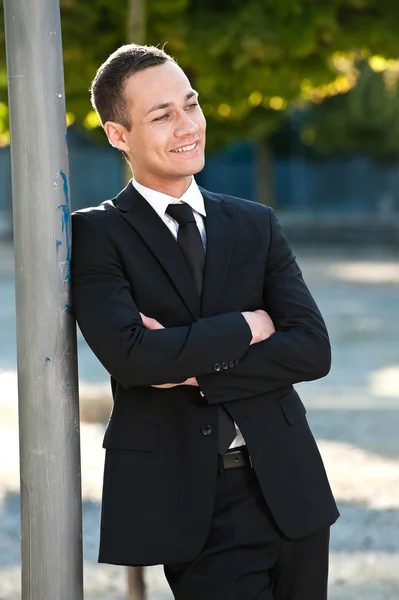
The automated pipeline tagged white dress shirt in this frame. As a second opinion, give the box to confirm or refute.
[132,177,245,449]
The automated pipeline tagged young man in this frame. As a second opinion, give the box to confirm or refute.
[71,44,339,599]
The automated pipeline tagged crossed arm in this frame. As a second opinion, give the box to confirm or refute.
[72,208,330,403]
[142,310,276,388]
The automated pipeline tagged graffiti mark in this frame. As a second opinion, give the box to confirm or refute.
[64,304,74,315]
[58,170,71,282]
[56,240,62,251]
[45,357,51,364]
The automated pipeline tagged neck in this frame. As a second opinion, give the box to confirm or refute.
[134,175,193,199]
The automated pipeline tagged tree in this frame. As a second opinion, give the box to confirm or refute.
[303,57,399,162]
[124,0,146,587]
[3,0,399,203]
[2,0,399,150]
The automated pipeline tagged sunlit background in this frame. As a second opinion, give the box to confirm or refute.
[0,1,398,599]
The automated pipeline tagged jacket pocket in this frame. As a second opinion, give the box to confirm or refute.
[102,420,158,452]
[278,389,307,425]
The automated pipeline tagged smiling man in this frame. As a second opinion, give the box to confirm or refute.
[71,44,339,600]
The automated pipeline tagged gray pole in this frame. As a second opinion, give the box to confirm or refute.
[3,1,83,599]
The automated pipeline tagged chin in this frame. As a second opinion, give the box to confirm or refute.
[188,156,206,176]
[192,161,205,175]
[169,163,204,179]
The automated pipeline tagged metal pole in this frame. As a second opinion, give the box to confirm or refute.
[3,1,83,599]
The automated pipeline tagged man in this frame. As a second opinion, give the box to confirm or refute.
[71,44,339,599]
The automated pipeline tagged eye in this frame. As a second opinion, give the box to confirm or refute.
[186,102,199,110]
[153,113,170,122]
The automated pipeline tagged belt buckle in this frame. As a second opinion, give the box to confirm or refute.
[223,447,251,470]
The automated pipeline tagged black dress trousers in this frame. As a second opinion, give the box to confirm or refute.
[164,463,330,600]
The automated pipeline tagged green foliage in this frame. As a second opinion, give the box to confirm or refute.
[2,0,399,149]
[305,60,399,161]
[0,2,6,100]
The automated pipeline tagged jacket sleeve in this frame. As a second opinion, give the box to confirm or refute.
[196,207,331,404]
[71,211,252,388]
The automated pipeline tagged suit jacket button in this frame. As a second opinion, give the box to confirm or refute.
[201,425,212,436]
[213,363,222,372]
[229,360,235,368]
[221,361,229,370]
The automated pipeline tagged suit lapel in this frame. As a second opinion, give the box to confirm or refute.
[115,182,201,319]
[201,189,236,317]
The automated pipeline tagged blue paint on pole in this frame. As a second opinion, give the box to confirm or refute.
[56,240,63,251]
[45,357,51,364]
[59,170,71,282]
[64,304,74,315]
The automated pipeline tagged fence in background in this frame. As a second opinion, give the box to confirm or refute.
[1,136,398,242]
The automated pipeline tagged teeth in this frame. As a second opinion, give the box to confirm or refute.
[172,143,196,153]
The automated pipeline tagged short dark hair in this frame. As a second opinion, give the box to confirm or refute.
[91,44,175,130]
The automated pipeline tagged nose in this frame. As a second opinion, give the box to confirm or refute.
[175,110,199,138]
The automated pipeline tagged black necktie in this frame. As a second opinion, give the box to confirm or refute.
[166,203,205,297]
[166,202,236,454]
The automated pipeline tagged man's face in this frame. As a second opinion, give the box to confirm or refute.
[106,61,206,192]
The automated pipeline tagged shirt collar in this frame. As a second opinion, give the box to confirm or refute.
[132,177,206,221]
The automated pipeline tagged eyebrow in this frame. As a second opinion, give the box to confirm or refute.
[145,91,198,117]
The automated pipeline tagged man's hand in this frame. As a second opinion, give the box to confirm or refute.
[241,309,276,345]
[140,313,199,388]
[140,313,164,331]
[152,377,199,389]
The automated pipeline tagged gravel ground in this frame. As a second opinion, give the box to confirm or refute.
[0,242,398,599]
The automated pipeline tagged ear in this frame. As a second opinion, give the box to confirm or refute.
[104,121,130,153]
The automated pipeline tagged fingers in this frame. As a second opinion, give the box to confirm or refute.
[151,383,179,388]
[140,312,165,330]
[151,379,199,388]
[255,309,274,325]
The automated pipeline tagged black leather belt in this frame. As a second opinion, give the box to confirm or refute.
[221,447,251,470]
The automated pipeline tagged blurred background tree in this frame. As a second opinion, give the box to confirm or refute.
[1,0,399,204]
[304,57,399,162]
[0,0,399,148]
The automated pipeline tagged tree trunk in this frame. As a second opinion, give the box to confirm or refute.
[127,0,146,44]
[127,565,146,600]
[255,138,274,206]
[126,1,147,599]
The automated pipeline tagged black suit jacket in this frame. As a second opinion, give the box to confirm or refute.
[71,182,339,567]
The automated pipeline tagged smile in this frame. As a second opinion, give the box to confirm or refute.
[171,142,198,153]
